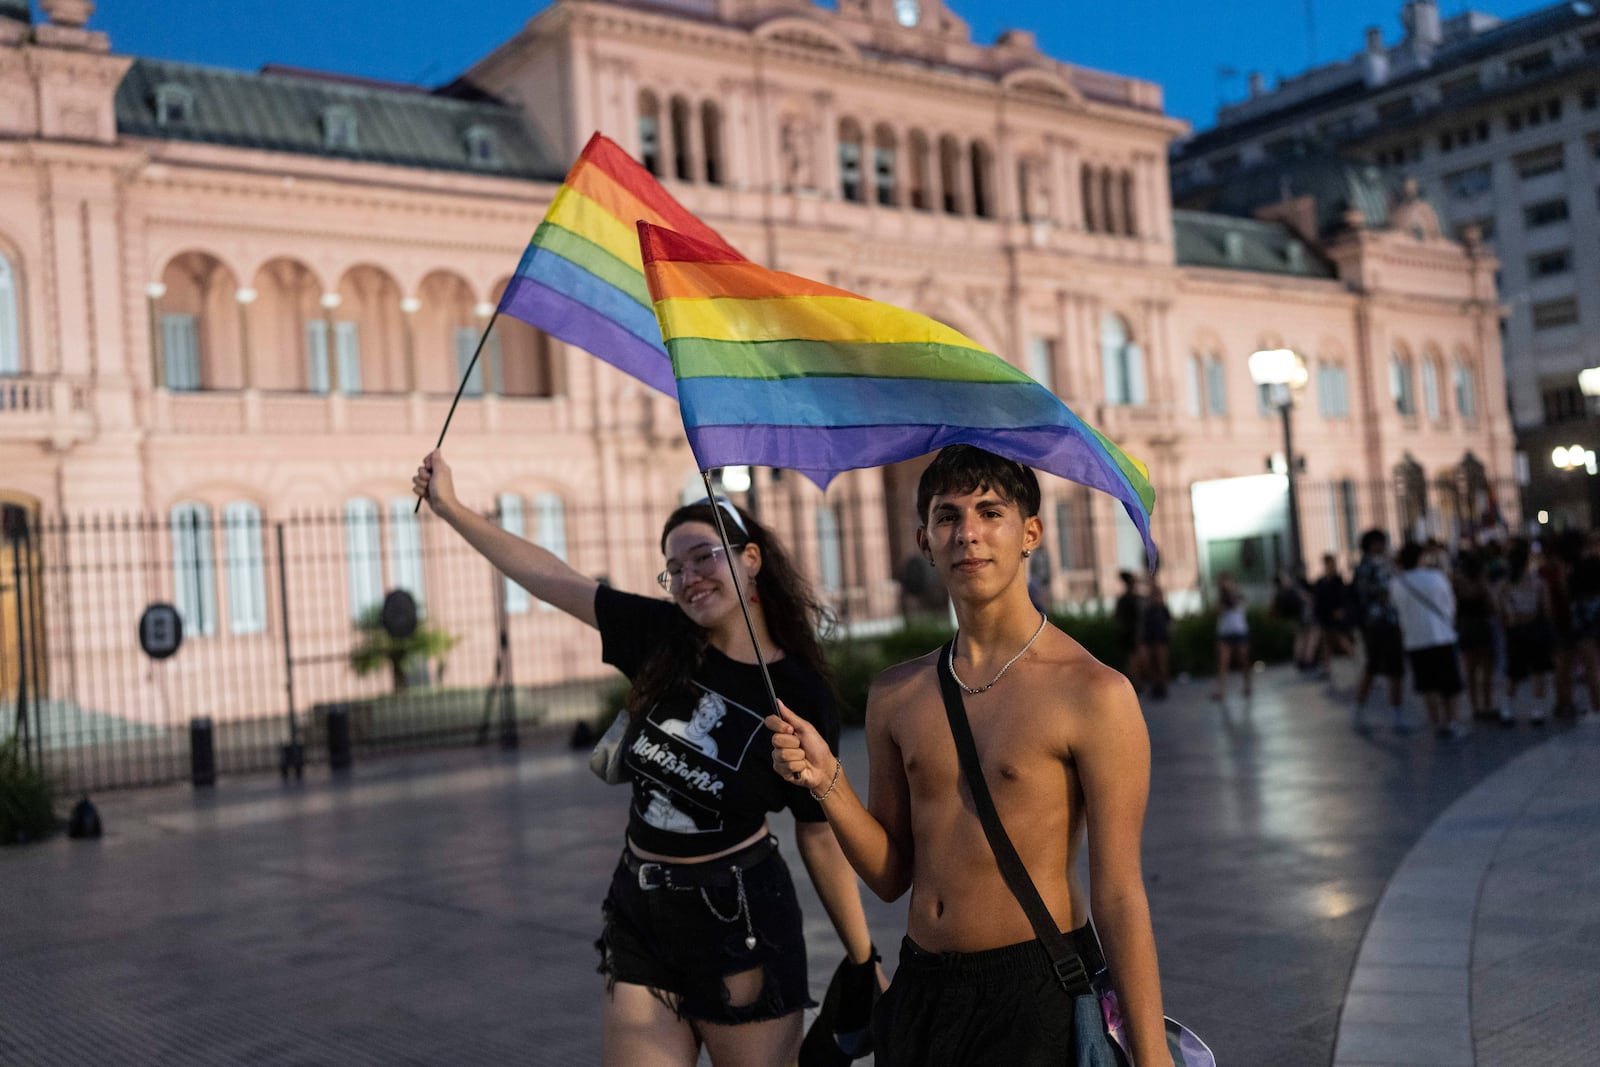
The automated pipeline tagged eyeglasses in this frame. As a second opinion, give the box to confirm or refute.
[657,544,733,591]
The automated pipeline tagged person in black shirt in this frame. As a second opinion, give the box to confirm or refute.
[415,450,877,1067]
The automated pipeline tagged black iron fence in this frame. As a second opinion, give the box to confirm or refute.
[0,472,1527,793]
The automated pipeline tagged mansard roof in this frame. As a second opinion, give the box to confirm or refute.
[115,57,563,180]
[1173,211,1336,278]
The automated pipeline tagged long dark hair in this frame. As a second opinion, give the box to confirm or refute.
[625,501,833,719]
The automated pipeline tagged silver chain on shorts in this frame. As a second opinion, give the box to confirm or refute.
[699,865,758,951]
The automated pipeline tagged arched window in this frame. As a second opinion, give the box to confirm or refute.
[497,493,530,614]
[0,251,19,375]
[387,497,424,607]
[638,92,661,175]
[701,101,723,185]
[969,142,992,219]
[1454,359,1477,419]
[463,125,501,168]
[838,119,864,203]
[344,498,383,622]
[321,106,359,151]
[815,505,843,593]
[939,136,964,214]
[1100,168,1117,235]
[873,125,897,207]
[222,501,266,635]
[154,84,194,126]
[1026,336,1056,392]
[1119,170,1138,236]
[1391,353,1417,416]
[907,130,931,211]
[1080,165,1097,232]
[670,96,693,181]
[162,313,202,391]
[1100,314,1145,407]
[1317,362,1350,418]
[1205,354,1228,415]
[171,502,217,638]
[1421,357,1442,421]
[533,492,567,614]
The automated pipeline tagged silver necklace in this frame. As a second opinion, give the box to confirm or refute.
[948,612,1048,695]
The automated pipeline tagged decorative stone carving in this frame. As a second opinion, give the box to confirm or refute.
[42,0,93,28]
[780,115,816,192]
[1020,154,1051,221]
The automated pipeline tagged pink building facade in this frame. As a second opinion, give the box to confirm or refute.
[0,0,1515,741]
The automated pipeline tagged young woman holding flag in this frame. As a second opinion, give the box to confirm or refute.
[414,450,878,1067]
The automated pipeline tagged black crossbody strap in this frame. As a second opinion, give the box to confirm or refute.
[936,641,1092,994]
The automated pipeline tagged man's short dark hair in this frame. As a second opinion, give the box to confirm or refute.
[916,445,1041,523]
[1359,528,1389,555]
[1397,541,1423,570]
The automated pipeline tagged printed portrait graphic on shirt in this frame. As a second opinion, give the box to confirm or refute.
[626,686,768,835]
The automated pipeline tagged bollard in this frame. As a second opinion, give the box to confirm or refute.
[189,717,216,787]
[325,704,352,772]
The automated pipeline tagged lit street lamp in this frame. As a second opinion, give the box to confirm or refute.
[1249,348,1309,572]
[1555,367,1600,527]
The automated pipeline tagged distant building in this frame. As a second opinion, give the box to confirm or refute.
[1171,0,1600,527]
[1,0,1512,737]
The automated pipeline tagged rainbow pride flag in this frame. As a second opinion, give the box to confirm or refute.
[637,222,1157,562]
[496,133,744,397]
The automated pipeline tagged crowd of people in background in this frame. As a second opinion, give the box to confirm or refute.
[1112,526,1600,740]
[1262,527,1600,738]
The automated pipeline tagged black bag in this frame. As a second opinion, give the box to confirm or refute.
[799,947,881,1066]
[67,796,102,839]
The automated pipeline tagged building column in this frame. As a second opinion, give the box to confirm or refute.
[815,92,839,201]
[1052,137,1080,230]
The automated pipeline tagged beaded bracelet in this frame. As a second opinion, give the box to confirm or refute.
[809,757,842,802]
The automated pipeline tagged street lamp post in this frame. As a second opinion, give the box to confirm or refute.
[1249,348,1309,573]
[1561,366,1600,528]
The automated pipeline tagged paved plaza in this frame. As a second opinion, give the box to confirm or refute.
[2,663,1597,1066]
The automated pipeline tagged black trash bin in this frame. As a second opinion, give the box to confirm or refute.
[325,705,352,772]
[190,717,216,787]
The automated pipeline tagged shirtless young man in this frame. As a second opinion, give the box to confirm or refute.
[769,445,1173,1067]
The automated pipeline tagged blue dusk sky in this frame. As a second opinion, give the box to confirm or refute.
[82,0,1552,130]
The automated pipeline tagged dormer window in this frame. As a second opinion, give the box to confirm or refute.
[1285,241,1306,271]
[322,106,359,151]
[1223,231,1245,263]
[464,125,500,168]
[154,84,195,127]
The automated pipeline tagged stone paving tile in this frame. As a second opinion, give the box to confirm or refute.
[0,666,1575,1066]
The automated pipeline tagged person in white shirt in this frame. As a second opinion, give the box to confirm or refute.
[1389,542,1465,738]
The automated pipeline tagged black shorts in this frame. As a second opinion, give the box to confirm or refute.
[1363,623,1405,678]
[872,930,1091,1066]
[1505,621,1555,681]
[1409,644,1464,697]
[596,835,812,1025]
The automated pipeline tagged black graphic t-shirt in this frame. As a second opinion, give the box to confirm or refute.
[594,586,839,858]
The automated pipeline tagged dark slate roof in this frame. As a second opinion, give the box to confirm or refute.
[1184,153,1397,237]
[115,58,564,181]
[0,0,30,24]
[1173,211,1336,278]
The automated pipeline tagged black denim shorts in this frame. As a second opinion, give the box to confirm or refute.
[596,836,813,1025]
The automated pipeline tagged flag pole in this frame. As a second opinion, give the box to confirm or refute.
[699,469,783,719]
[415,310,502,513]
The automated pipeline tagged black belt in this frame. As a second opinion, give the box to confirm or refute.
[623,834,778,891]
